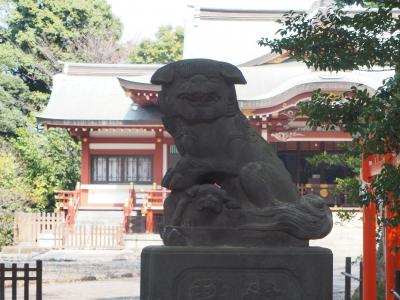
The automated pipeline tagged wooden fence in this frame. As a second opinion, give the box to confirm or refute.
[14,212,123,249]
[0,260,42,300]
[14,212,65,246]
[63,224,123,249]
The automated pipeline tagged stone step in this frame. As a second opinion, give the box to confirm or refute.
[75,209,124,225]
[124,233,162,249]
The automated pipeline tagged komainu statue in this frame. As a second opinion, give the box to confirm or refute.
[151,59,333,246]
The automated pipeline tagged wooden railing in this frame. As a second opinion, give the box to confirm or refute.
[0,260,42,300]
[55,190,76,210]
[14,212,65,245]
[55,183,81,225]
[141,188,170,233]
[14,212,123,249]
[297,184,307,196]
[65,190,81,225]
[63,224,123,249]
[121,184,136,233]
[144,189,170,206]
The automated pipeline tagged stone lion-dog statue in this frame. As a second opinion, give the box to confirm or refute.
[151,59,332,246]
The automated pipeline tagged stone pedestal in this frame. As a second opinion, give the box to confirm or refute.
[141,246,333,300]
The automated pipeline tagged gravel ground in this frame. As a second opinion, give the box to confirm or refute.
[0,249,141,283]
[5,278,140,300]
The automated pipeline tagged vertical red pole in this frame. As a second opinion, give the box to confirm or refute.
[146,210,154,233]
[153,132,163,186]
[385,201,400,300]
[363,202,377,300]
[81,137,90,184]
[80,137,89,206]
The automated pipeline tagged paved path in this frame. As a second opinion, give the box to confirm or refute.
[5,278,140,300]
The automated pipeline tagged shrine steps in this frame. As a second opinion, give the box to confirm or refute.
[75,208,124,225]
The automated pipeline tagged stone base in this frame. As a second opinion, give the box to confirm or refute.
[141,246,333,300]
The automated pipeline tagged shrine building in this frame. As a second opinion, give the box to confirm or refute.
[38,2,395,214]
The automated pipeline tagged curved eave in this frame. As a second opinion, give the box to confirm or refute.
[37,117,163,127]
[118,77,161,92]
[268,131,353,143]
[118,77,161,106]
[117,77,379,113]
[243,79,376,113]
[238,52,290,67]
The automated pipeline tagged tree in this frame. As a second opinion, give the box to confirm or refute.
[130,26,184,64]
[67,33,133,64]
[0,0,122,207]
[259,0,400,224]
[0,141,34,249]
[0,0,122,104]
[0,0,123,246]
[13,120,81,209]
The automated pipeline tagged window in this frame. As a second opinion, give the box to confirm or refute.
[91,155,153,184]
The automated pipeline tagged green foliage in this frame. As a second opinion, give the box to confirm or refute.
[259,1,400,226]
[0,0,121,245]
[130,26,184,64]
[306,147,361,206]
[336,0,399,9]
[0,190,34,249]
[306,149,361,173]
[0,142,34,249]
[12,119,80,209]
[1,0,122,97]
[259,6,398,72]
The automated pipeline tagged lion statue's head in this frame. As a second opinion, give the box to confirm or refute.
[151,59,247,122]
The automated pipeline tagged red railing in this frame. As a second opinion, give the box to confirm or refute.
[55,190,76,211]
[120,185,171,234]
[55,183,81,226]
[121,185,136,233]
[65,191,81,226]
[141,189,170,233]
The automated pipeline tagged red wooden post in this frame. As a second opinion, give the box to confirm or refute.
[146,210,154,233]
[363,202,377,300]
[385,201,400,300]
[361,152,377,300]
[153,132,164,185]
[80,137,90,184]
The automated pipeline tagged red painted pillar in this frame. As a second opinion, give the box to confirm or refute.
[146,210,154,233]
[81,137,90,184]
[153,132,163,186]
[363,202,377,300]
[385,200,400,300]
[80,137,90,206]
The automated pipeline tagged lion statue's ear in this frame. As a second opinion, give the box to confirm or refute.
[151,65,175,85]
[220,62,247,85]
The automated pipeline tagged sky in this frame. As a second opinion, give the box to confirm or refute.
[106,0,187,43]
[106,0,318,43]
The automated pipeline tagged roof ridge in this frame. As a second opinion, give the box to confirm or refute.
[62,62,164,76]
